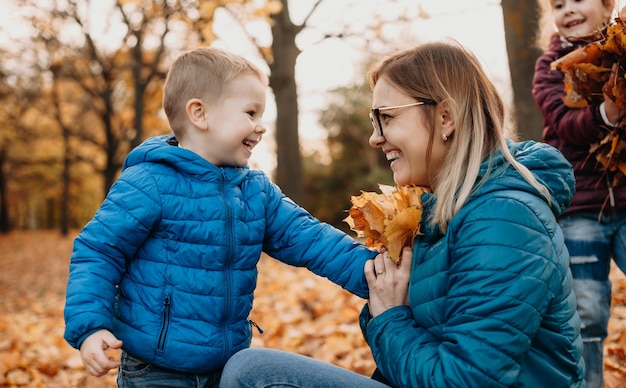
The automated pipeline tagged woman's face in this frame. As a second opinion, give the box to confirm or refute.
[368,76,450,187]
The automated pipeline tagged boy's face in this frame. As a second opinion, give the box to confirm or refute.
[202,73,267,167]
[551,0,613,40]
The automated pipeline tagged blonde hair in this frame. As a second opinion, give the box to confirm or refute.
[535,0,616,50]
[163,47,267,133]
[368,41,551,233]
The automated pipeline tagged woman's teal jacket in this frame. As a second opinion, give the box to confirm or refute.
[64,135,376,374]
[360,140,586,387]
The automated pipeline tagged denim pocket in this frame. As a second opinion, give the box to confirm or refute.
[119,352,153,377]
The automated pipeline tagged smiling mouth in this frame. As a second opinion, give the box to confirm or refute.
[565,20,584,28]
[386,151,401,164]
[243,139,258,151]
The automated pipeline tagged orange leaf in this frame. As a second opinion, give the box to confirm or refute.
[549,14,626,188]
[344,185,429,263]
[384,207,424,262]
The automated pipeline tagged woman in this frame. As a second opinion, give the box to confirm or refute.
[220,40,585,387]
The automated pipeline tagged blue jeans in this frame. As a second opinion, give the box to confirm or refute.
[220,348,390,387]
[117,352,222,388]
[560,211,626,388]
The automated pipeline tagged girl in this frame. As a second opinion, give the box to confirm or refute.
[533,1,625,386]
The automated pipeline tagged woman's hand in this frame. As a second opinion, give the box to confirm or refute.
[365,246,413,317]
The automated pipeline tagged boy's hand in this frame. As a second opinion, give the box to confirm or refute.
[79,329,123,377]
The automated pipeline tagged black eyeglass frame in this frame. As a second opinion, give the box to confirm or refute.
[369,101,430,137]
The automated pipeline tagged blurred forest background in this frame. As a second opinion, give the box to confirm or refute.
[1,0,626,387]
[0,0,542,235]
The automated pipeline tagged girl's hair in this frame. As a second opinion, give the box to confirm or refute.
[535,0,557,50]
[163,47,267,133]
[368,40,551,233]
[535,0,616,50]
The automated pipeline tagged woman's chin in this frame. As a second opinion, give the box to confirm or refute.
[392,175,409,187]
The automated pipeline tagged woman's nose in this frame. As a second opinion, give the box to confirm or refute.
[369,130,384,148]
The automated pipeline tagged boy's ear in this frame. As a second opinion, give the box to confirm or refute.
[186,98,208,130]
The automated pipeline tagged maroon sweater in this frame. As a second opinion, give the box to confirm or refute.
[532,34,626,216]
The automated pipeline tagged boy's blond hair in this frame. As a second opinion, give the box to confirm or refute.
[535,0,616,50]
[163,47,268,134]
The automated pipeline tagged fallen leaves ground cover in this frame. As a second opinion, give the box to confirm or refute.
[0,230,625,387]
[0,230,373,387]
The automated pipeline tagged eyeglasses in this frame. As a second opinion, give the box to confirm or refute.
[369,101,427,137]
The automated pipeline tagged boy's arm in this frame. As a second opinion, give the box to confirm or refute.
[64,166,161,349]
[262,182,377,299]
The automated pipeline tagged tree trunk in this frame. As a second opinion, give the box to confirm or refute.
[60,124,70,236]
[501,0,544,141]
[131,36,145,150]
[102,103,121,194]
[269,0,305,206]
[0,148,9,233]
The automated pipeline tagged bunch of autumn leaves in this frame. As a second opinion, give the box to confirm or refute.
[344,185,428,263]
[552,8,626,187]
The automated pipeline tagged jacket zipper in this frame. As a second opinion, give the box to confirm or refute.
[220,169,234,363]
[157,296,171,350]
[250,320,264,334]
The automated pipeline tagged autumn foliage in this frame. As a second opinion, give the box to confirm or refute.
[344,185,429,263]
[1,231,625,387]
[551,8,626,191]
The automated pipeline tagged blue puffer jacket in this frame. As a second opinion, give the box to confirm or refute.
[64,135,376,374]
[360,140,586,387]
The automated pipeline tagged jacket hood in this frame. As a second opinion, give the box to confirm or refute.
[477,139,575,217]
[122,134,249,183]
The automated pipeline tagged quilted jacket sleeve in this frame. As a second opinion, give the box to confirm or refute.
[261,180,376,299]
[361,194,570,387]
[64,166,161,349]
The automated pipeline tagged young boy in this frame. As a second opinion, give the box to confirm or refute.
[63,46,378,387]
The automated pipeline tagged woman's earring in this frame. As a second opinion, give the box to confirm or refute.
[442,133,448,142]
